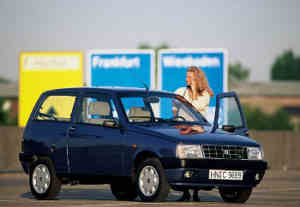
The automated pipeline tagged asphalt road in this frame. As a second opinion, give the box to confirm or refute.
[0,170,299,207]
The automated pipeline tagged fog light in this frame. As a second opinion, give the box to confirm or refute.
[255,173,260,181]
[184,171,193,179]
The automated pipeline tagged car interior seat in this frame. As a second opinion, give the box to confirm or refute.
[128,107,151,122]
[87,101,112,125]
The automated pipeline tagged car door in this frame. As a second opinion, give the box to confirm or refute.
[67,93,124,175]
[31,92,78,174]
[212,91,249,136]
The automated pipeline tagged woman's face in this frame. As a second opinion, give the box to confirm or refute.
[186,72,193,86]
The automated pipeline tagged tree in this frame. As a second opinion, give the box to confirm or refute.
[242,104,293,130]
[0,98,9,125]
[271,49,300,80]
[0,76,11,83]
[137,42,169,52]
[229,62,249,82]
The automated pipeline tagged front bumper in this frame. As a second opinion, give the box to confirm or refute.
[163,159,268,190]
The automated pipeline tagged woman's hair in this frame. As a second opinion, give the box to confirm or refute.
[187,66,214,97]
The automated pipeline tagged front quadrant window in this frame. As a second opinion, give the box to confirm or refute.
[36,95,76,122]
[79,96,119,127]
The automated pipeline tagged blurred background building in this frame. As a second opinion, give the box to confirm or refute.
[231,81,300,129]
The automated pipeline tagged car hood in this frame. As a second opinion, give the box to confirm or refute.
[130,124,259,147]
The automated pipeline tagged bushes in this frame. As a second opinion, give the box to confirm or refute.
[0,98,17,125]
[242,104,293,130]
[0,98,9,124]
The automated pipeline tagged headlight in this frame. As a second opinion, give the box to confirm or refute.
[176,144,204,159]
[247,147,264,160]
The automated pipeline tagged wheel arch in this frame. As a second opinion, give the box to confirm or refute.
[134,150,161,172]
[29,155,56,173]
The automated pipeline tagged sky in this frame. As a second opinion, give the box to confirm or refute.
[0,0,299,82]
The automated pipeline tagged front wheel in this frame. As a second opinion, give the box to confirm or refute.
[29,158,61,200]
[219,187,252,203]
[136,158,169,202]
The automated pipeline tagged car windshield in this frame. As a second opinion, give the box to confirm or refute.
[119,94,210,125]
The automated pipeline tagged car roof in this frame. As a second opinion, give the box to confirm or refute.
[42,86,175,96]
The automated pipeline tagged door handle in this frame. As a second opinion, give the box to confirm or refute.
[50,144,56,153]
[66,126,76,136]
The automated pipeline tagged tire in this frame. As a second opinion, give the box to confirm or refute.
[136,158,169,202]
[29,158,61,200]
[110,179,138,201]
[219,187,252,203]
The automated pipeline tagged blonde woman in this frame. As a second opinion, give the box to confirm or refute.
[174,66,214,201]
[174,66,214,117]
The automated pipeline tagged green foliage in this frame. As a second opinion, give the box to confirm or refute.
[271,49,300,80]
[0,97,17,125]
[137,42,169,52]
[229,62,249,81]
[243,104,293,130]
[0,77,11,83]
[0,98,10,125]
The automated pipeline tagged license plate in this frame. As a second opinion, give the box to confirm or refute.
[209,170,243,180]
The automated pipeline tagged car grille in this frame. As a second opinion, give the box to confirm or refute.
[202,144,248,160]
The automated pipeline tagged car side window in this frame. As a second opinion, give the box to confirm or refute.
[35,95,76,122]
[218,97,243,128]
[79,96,119,127]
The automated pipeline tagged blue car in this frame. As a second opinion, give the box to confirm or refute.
[19,87,267,203]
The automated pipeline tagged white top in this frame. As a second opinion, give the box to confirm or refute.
[174,87,210,117]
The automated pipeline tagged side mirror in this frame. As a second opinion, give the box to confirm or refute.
[144,96,159,104]
[103,119,120,128]
[222,125,236,133]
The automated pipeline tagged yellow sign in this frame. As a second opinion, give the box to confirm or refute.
[19,52,83,127]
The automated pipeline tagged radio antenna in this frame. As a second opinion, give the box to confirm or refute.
[142,82,149,92]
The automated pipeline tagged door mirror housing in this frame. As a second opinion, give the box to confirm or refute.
[103,119,121,128]
[222,125,236,133]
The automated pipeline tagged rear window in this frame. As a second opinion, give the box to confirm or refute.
[35,95,76,122]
